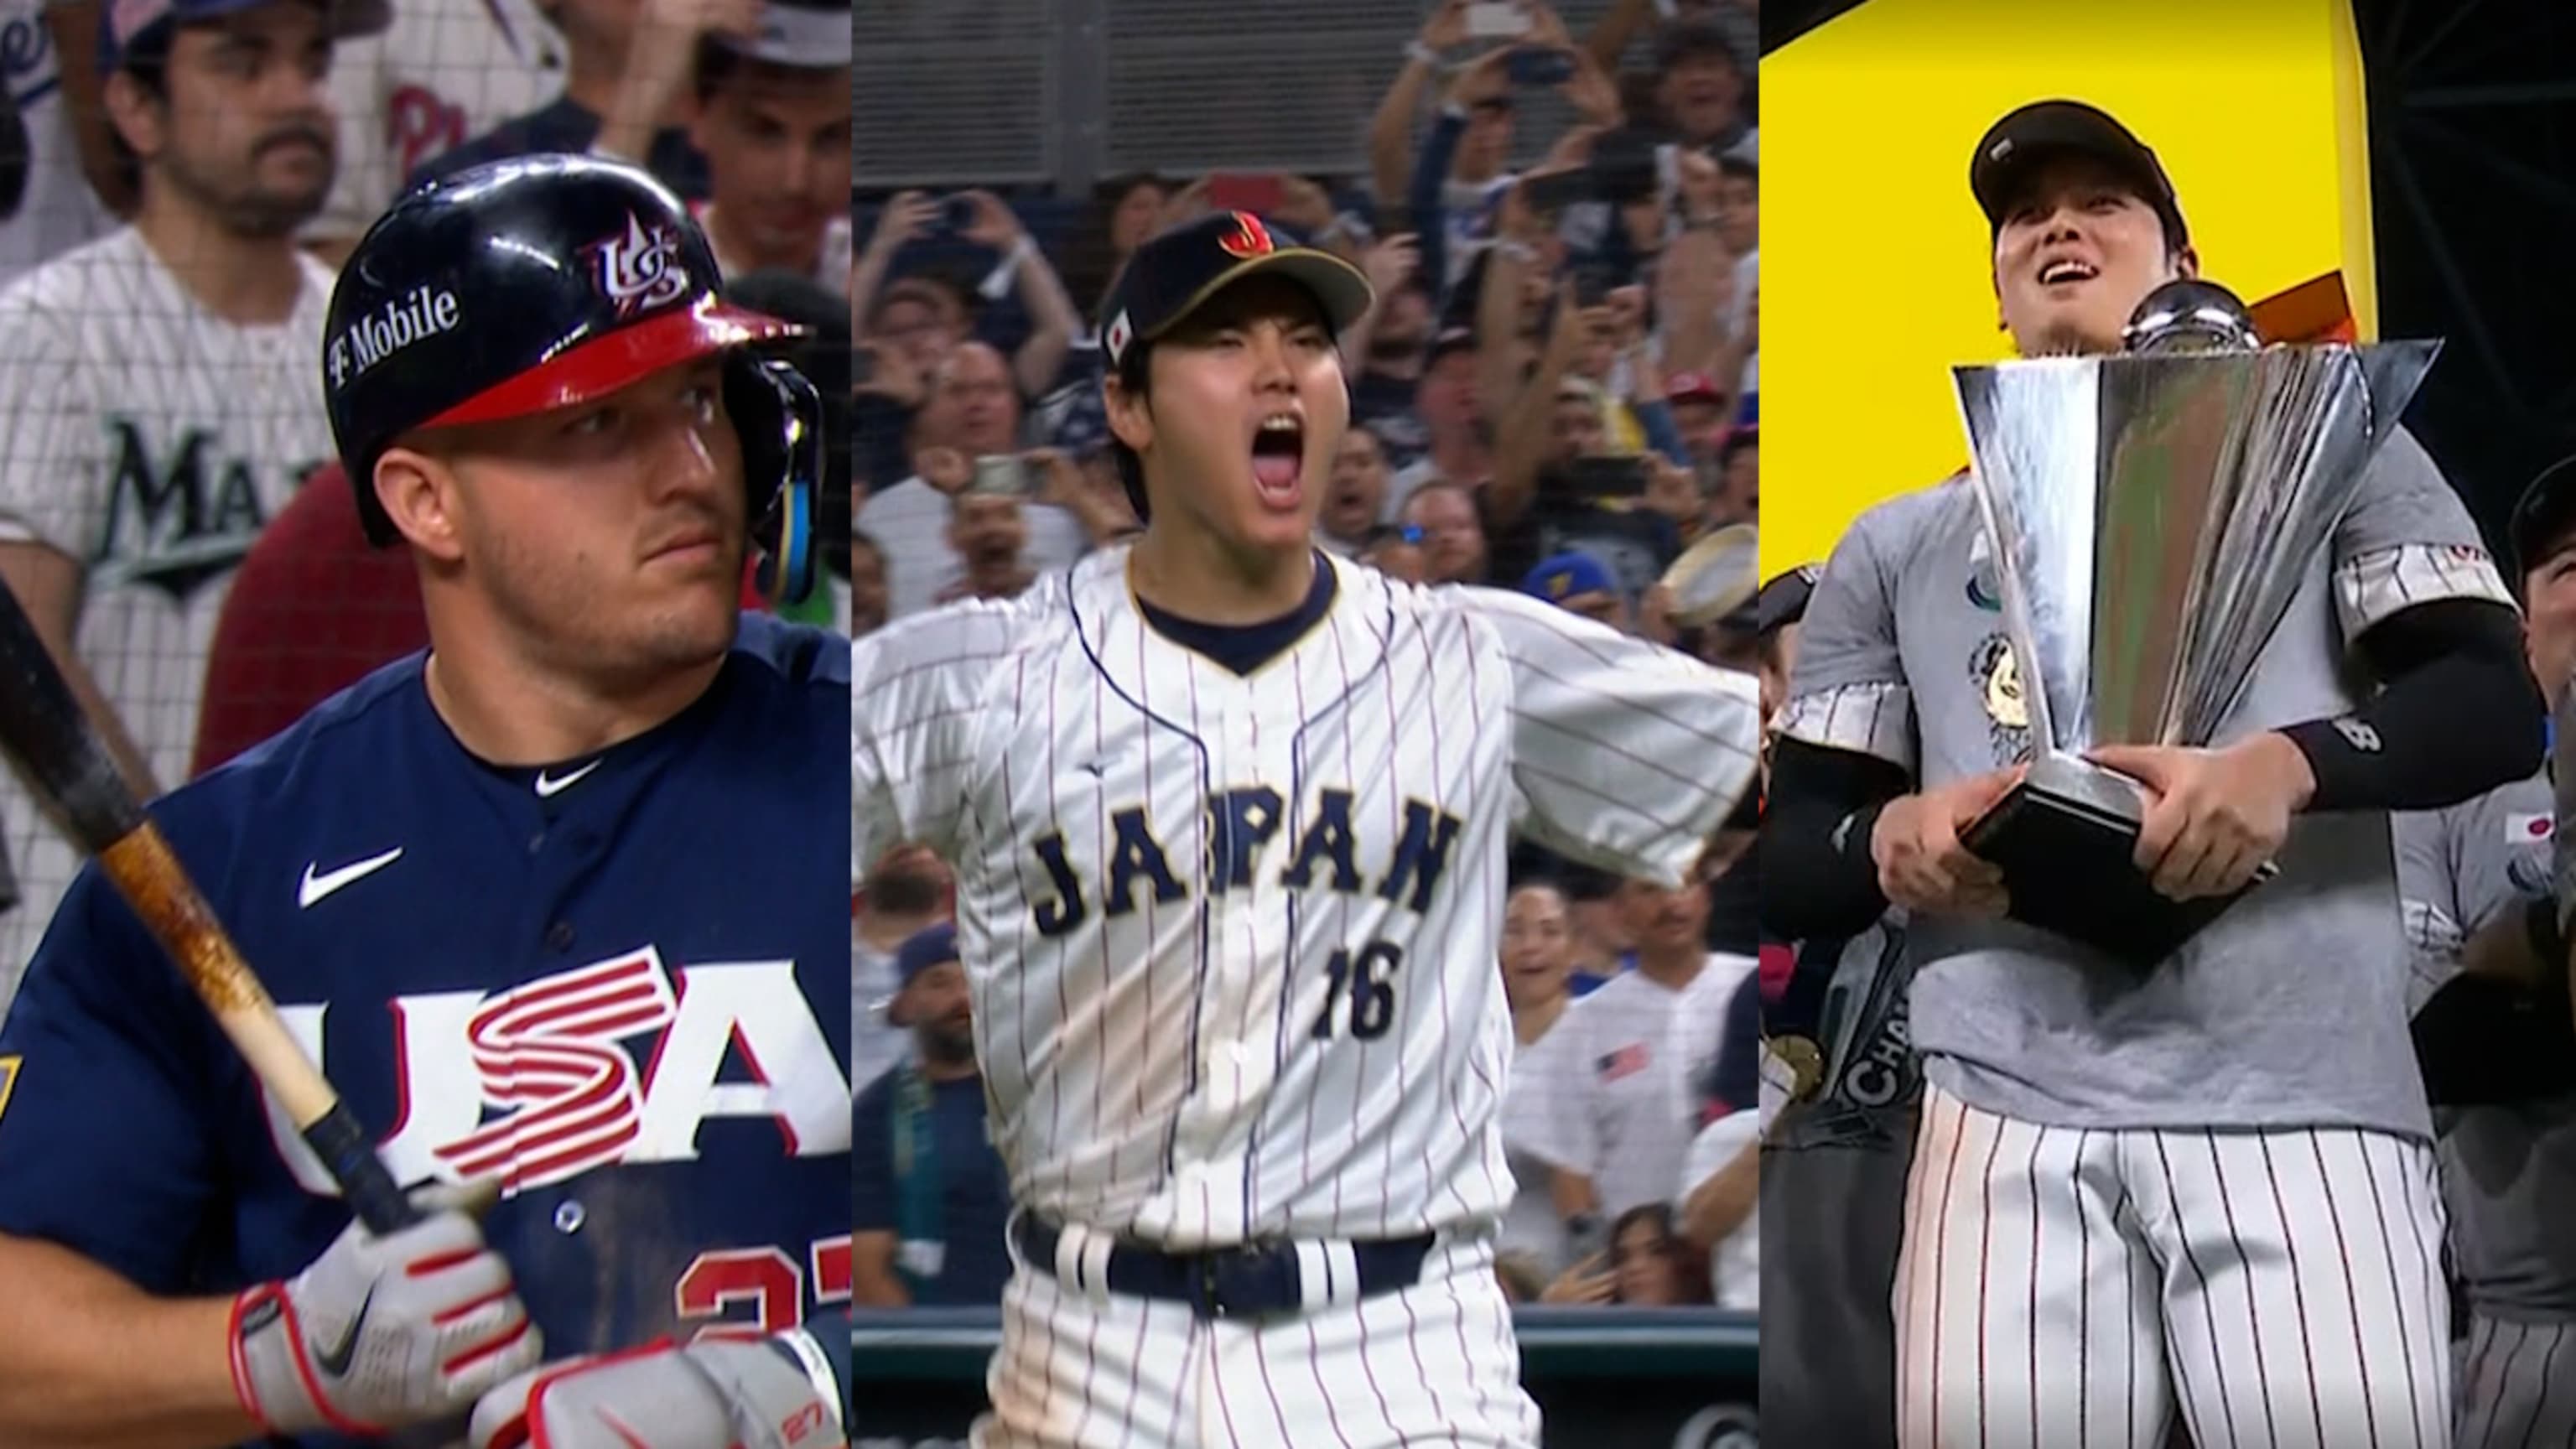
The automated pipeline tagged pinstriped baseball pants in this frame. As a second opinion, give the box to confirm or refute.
[971,1217,1540,1449]
[2455,1311,2576,1447]
[1894,1081,2452,1449]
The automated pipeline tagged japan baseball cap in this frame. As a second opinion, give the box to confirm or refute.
[1970,100,2189,252]
[1098,210,1374,372]
[101,0,387,73]
[2509,454,2576,580]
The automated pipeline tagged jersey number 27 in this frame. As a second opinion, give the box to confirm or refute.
[678,1235,853,1338]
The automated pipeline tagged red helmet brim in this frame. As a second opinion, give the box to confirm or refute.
[418,299,803,430]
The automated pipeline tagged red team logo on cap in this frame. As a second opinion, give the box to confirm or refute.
[1218,211,1276,260]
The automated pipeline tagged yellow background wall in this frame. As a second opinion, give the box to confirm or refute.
[1760,0,2376,574]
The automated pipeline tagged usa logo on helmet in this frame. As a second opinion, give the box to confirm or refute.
[587,211,693,316]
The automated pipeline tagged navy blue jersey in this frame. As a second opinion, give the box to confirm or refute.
[0,614,850,1448]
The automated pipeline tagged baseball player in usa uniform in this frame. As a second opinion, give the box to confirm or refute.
[1763,99,2545,1449]
[0,155,850,1449]
[2399,456,2576,1448]
[850,210,1763,1449]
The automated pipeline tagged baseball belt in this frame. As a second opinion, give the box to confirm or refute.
[1013,1213,1436,1322]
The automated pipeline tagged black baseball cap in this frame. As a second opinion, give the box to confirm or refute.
[1970,100,2189,252]
[1098,210,1374,374]
[2510,454,2576,579]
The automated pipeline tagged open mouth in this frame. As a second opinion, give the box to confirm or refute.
[2038,257,2100,288]
[1250,413,1306,506]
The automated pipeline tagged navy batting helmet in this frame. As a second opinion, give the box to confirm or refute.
[323,153,820,605]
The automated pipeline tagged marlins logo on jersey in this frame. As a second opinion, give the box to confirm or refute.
[0,226,338,1004]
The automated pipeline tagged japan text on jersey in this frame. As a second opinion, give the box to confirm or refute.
[853,548,1763,1249]
[0,615,855,1381]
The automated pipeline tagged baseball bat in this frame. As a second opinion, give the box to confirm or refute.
[0,576,418,1236]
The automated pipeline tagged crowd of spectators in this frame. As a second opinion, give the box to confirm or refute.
[847,0,1764,1318]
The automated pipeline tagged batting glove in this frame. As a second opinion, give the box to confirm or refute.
[466,1332,847,1449]
[230,1182,543,1439]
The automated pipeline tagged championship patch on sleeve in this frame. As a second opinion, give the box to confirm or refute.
[0,1056,18,1126]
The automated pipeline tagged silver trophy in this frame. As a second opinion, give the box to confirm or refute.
[1952,279,2438,968]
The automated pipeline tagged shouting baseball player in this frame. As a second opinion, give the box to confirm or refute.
[850,210,1762,1449]
[1763,99,2543,1449]
[0,155,850,1448]
[2401,454,2576,1447]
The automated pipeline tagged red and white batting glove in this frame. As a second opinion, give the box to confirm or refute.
[468,1332,846,1449]
[230,1182,543,1439]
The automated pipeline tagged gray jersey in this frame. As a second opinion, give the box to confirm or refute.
[2396,772,2576,1319]
[1780,428,2512,1136]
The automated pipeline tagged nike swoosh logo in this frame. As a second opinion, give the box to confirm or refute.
[534,759,602,797]
[313,1284,373,1379]
[298,848,404,908]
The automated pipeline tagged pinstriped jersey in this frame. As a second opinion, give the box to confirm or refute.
[0,229,340,1007]
[1782,427,2514,1137]
[852,546,1761,1248]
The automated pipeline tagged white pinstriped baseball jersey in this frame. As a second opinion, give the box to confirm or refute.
[308,0,558,245]
[852,546,1761,1249]
[0,228,339,1004]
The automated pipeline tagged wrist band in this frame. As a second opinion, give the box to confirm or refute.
[1405,39,1438,66]
[1495,239,1538,265]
